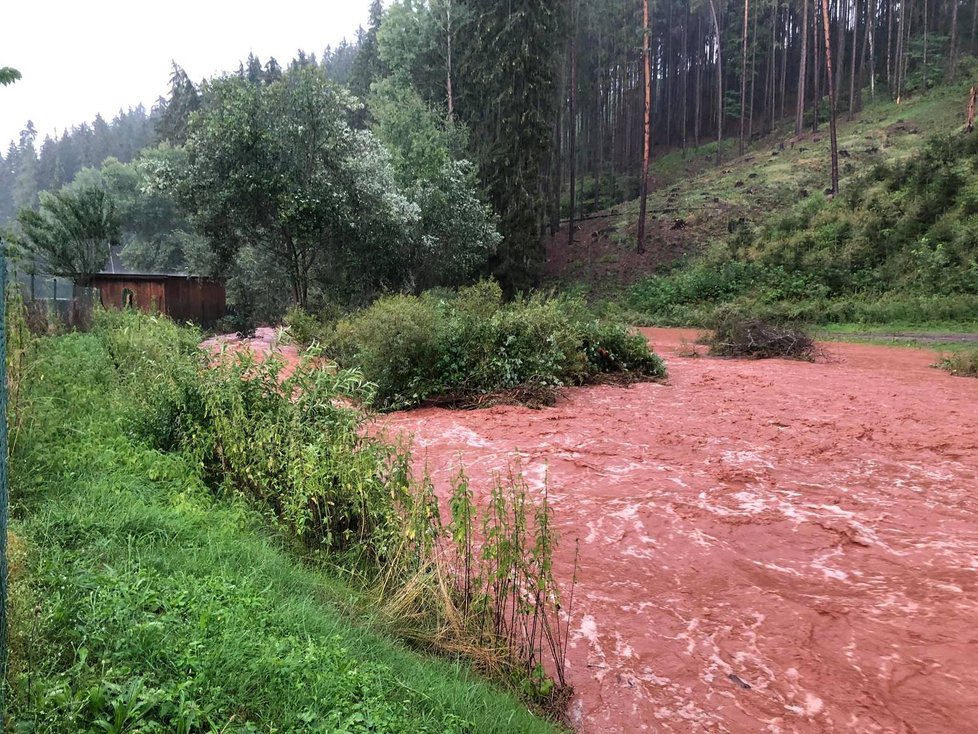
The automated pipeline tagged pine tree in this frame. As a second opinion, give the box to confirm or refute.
[456,1,569,293]
[349,0,387,98]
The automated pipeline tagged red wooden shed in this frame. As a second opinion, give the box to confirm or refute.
[91,273,226,326]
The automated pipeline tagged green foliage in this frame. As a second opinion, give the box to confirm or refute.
[349,0,389,99]
[178,66,415,311]
[624,131,978,326]
[454,0,567,293]
[14,184,120,283]
[0,66,21,86]
[328,281,666,410]
[283,305,328,347]
[935,348,978,377]
[369,79,499,290]
[6,321,555,733]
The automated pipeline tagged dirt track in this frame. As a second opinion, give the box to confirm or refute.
[385,329,978,733]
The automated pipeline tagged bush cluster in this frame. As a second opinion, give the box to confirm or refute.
[326,281,667,410]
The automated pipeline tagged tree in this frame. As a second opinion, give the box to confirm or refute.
[455,0,568,293]
[637,0,652,254]
[0,67,21,86]
[369,78,499,289]
[821,0,840,194]
[15,185,120,284]
[739,0,751,155]
[350,0,388,99]
[177,67,415,308]
[157,63,200,145]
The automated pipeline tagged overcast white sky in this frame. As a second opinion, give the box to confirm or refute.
[1,0,376,148]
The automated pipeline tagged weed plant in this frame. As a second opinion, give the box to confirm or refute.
[706,308,817,360]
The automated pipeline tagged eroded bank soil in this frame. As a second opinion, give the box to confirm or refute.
[385,329,978,733]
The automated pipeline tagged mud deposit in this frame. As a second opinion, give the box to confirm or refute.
[384,329,978,733]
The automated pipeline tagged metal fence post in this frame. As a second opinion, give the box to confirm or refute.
[0,238,9,720]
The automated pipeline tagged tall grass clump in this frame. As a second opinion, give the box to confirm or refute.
[327,280,666,410]
[377,469,574,712]
[935,348,978,377]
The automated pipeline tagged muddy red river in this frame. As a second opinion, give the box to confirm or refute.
[216,327,978,732]
[384,329,978,733]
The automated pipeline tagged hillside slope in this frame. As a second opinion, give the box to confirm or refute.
[547,80,974,291]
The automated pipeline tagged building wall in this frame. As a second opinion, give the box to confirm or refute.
[94,278,166,315]
[92,277,226,326]
[164,279,226,325]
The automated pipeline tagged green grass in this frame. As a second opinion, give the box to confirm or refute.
[819,321,978,348]
[6,328,557,733]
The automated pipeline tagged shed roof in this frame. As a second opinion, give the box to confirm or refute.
[101,245,190,278]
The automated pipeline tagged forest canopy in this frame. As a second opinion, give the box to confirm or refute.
[2,0,973,321]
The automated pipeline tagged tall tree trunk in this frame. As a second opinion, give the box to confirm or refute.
[949,0,960,80]
[922,0,929,91]
[567,0,577,249]
[814,0,823,131]
[768,0,778,132]
[749,0,759,142]
[895,0,904,99]
[682,3,690,153]
[797,0,811,134]
[780,2,790,121]
[445,0,455,117]
[638,0,652,254]
[836,0,849,105]
[740,0,751,154]
[887,0,895,89]
[709,0,724,165]
[822,0,841,193]
[695,14,704,147]
[848,0,860,119]
[868,0,877,100]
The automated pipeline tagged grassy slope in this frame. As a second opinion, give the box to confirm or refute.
[6,332,555,733]
[549,78,975,292]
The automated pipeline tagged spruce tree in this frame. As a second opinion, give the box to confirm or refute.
[456,1,568,293]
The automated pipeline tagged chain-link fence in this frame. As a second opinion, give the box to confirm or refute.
[1,241,10,720]
[8,267,99,333]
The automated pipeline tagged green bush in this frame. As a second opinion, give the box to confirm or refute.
[282,305,326,347]
[327,282,666,410]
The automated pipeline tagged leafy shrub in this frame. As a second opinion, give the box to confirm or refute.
[328,282,666,410]
[283,305,327,347]
[330,294,446,409]
[935,348,978,377]
[706,308,817,360]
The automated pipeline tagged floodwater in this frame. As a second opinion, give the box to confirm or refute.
[384,329,978,733]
